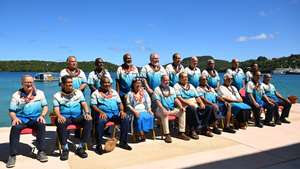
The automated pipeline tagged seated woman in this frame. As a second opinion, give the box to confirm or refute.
[91,76,132,155]
[197,76,235,133]
[218,73,251,130]
[262,74,292,124]
[174,72,214,138]
[246,71,277,128]
[126,78,154,142]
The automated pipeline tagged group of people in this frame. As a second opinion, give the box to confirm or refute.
[6,53,293,168]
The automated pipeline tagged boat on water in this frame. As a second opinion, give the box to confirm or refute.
[34,72,59,82]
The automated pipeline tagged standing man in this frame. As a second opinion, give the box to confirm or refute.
[60,56,87,91]
[140,53,167,96]
[7,75,48,168]
[202,59,220,90]
[165,53,185,87]
[88,57,112,94]
[226,59,246,91]
[54,75,92,160]
[185,56,201,88]
[116,53,139,106]
[245,63,259,83]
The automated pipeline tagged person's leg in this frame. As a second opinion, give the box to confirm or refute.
[279,99,292,121]
[95,116,108,146]
[264,103,276,126]
[156,108,170,135]
[172,109,189,140]
[9,123,27,155]
[113,115,132,150]
[56,118,72,148]
[27,120,46,152]
[199,106,213,137]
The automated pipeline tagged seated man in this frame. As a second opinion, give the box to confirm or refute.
[7,75,48,168]
[262,74,292,124]
[197,76,235,133]
[246,71,277,128]
[174,72,214,138]
[154,75,190,143]
[91,76,132,155]
[53,75,92,161]
[218,73,251,130]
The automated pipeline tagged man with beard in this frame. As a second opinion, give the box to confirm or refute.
[140,53,167,96]
[91,76,132,155]
[174,72,214,138]
[6,75,48,168]
[53,75,92,161]
[165,53,185,87]
[88,57,112,94]
[185,56,202,88]
[116,53,139,106]
[60,56,87,91]
[202,59,220,90]
[226,59,246,91]
[245,63,259,83]
[154,75,190,143]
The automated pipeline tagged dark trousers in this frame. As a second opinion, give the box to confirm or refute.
[186,105,213,131]
[56,116,92,146]
[251,103,277,124]
[236,110,249,123]
[95,115,130,145]
[276,99,291,119]
[9,119,46,155]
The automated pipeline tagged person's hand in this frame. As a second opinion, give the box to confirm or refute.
[99,113,107,119]
[12,117,21,126]
[57,115,66,123]
[285,99,291,104]
[179,107,185,113]
[37,115,46,124]
[133,110,140,118]
[224,102,230,108]
[84,114,92,121]
[199,103,205,110]
[254,103,260,109]
[268,101,275,107]
[163,110,169,116]
[148,110,154,115]
[120,111,127,119]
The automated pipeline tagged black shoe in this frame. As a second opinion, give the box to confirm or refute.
[255,123,263,128]
[280,118,291,124]
[137,136,146,143]
[6,155,16,168]
[164,134,172,143]
[60,149,69,161]
[212,128,222,135]
[275,121,282,125]
[37,151,48,162]
[189,130,199,140]
[263,122,276,127]
[118,142,132,151]
[223,127,236,134]
[178,132,190,141]
[96,145,104,155]
[75,147,88,158]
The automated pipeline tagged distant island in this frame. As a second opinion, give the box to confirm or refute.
[0,54,299,73]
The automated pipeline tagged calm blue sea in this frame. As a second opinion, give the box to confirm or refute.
[0,72,299,127]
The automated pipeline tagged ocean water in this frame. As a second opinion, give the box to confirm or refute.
[0,72,299,127]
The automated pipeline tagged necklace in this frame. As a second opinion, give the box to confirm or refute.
[66,68,80,77]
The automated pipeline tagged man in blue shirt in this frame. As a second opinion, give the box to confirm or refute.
[91,76,132,155]
[54,75,92,161]
[7,75,48,168]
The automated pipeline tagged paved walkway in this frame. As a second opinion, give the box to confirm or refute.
[0,104,300,169]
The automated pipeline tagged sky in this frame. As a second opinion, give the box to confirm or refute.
[0,0,299,66]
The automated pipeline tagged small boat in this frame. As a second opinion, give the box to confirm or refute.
[34,72,59,82]
[286,68,300,75]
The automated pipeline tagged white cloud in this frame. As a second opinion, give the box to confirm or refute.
[58,16,68,23]
[236,33,277,42]
[259,11,267,17]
